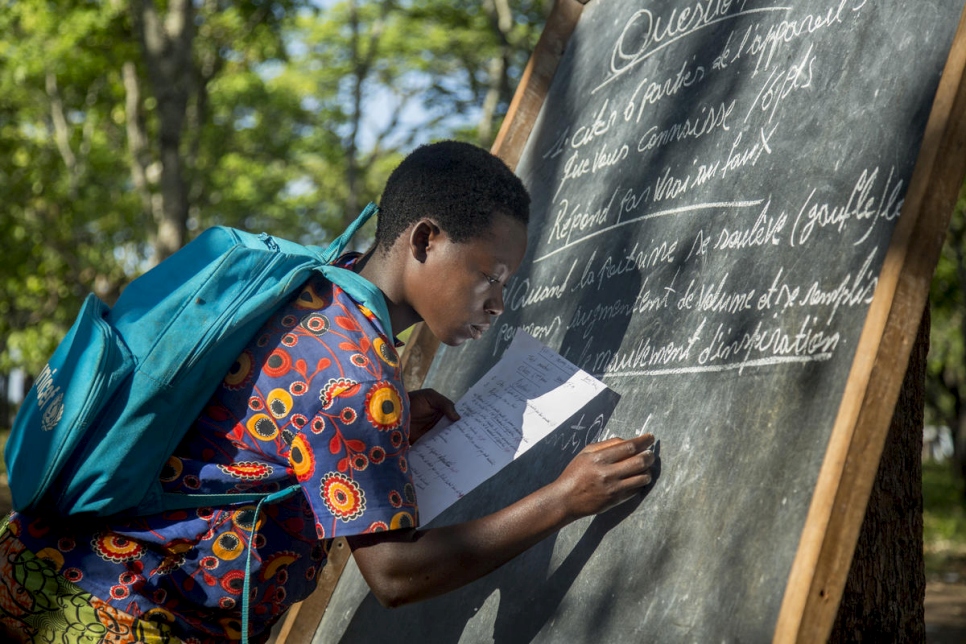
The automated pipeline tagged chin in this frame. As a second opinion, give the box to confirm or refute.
[441,335,469,347]
[435,326,473,347]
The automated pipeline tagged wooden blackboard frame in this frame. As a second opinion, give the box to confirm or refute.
[276,0,966,641]
[775,3,966,641]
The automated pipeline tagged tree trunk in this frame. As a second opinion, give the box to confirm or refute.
[345,0,362,225]
[955,401,966,496]
[344,0,389,236]
[478,0,513,145]
[950,212,966,497]
[828,305,928,641]
[132,0,195,262]
[0,373,9,430]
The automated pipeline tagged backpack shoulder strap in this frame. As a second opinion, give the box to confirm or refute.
[321,265,394,339]
[304,202,394,339]
[235,202,393,336]
[317,202,378,264]
[153,203,391,515]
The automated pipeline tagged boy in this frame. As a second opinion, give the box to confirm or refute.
[0,141,655,642]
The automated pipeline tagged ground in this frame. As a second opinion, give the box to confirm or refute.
[926,581,966,643]
[926,546,966,643]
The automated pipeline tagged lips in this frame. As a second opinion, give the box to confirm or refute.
[468,323,490,340]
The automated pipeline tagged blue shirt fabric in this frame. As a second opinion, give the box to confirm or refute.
[12,268,417,641]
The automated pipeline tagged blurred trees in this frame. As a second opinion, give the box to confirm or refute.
[4,0,965,482]
[286,0,549,230]
[0,0,548,386]
[927,184,966,488]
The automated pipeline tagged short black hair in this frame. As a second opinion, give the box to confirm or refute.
[376,141,530,250]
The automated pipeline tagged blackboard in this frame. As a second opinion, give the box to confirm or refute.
[308,0,966,642]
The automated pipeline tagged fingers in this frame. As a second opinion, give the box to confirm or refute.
[610,449,655,486]
[411,389,461,422]
[440,397,460,422]
[558,433,658,519]
[619,470,654,490]
[583,433,655,461]
[586,434,656,489]
[427,390,460,422]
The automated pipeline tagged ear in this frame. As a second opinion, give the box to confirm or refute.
[408,219,442,263]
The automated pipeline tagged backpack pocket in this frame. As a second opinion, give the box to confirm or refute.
[6,293,134,513]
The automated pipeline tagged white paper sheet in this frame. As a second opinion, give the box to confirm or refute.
[409,329,610,526]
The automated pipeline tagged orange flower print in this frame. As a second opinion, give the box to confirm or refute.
[36,548,64,571]
[231,506,264,533]
[212,531,245,561]
[246,414,279,441]
[301,313,330,335]
[294,283,328,310]
[260,551,299,582]
[365,382,403,431]
[320,378,361,410]
[223,351,254,390]
[92,532,145,563]
[321,472,366,521]
[263,349,292,377]
[221,570,246,595]
[289,434,316,482]
[266,388,294,419]
[373,337,399,367]
[159,456,184,483]
[390,511,415,530]
[217,461,273,481]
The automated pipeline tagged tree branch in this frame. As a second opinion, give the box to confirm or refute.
[122,60,156,222]
[132,0,195,261]
[344,0,390,220]
[45,71,79,196]
[478,0,514,144]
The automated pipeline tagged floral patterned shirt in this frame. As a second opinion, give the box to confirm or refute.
[12,266,417,642]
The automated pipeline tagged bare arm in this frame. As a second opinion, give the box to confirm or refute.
[347,433,656,608]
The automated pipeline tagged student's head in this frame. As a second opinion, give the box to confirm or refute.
[375,140,530,251]
[377,141,531,346]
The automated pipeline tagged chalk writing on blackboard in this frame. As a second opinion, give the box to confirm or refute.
[485,0,890,392]
[314,1,963,642]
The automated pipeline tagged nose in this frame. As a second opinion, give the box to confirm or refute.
[484,287,505,317]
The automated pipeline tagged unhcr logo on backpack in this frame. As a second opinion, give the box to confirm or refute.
[35,363,64,432]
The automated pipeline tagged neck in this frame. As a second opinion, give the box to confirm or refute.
[354,247,422,336]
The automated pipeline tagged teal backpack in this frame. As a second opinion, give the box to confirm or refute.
[5,202,392,519]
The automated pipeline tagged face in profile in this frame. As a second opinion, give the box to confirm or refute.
[412,213,527,346]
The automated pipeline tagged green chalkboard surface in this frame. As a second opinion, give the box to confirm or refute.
[311,1,966,642]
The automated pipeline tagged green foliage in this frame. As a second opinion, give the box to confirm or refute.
[924,460,966,576]
[0,0,138,372]
[0,0,548,383]
[927,182,966,431]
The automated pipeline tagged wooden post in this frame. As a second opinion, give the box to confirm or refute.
[774,5,966,641]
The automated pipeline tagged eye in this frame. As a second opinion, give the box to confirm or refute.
[484,273,500,286]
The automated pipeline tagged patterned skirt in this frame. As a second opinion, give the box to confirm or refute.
[0,514,183,644]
